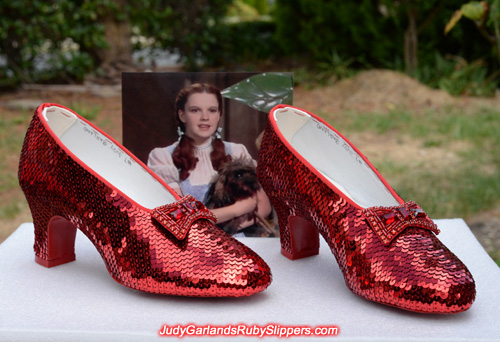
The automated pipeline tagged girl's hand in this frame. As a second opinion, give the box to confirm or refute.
[210,195,260,226]
[232,196,258,217]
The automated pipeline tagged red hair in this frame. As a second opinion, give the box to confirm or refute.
[172,83,231,181]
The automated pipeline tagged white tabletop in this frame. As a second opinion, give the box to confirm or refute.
[1,219,499,341]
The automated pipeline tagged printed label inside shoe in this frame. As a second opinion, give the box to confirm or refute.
[287,115,399,208]
[54,113,176,209]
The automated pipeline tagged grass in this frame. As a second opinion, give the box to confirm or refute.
[68,101,101,120]
[329,105,500,219]
[0,101,102,242]
[321,104,500,265]
[390,165,500,218]
[0,101,101,191]
[344,105,500,145]
[0,109,31,189]
[0,111,31,149]
[0,108,33,237]
[1,93,499,264]
[0,202,22,220]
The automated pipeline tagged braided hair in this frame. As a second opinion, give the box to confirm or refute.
[172,83,231,181]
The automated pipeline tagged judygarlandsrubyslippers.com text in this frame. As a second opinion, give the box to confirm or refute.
[158,323,340,338]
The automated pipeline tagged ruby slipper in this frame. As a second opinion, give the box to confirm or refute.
[18,103,271,297]
[256,104,475,313]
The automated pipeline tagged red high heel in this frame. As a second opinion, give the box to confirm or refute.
[257,104,475,313]
[18,103,271,297]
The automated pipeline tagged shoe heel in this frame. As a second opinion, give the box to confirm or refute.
[282,215,320,260]
[30,201,77,268]
[274,199,319,260]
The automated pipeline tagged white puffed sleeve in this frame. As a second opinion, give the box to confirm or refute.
[228,142,257,166]
[147,147,180,189]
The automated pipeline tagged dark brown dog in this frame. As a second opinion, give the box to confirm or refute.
[205,158,276,237]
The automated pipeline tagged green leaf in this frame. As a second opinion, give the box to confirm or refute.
[461,1,486,21]
[445,9,463,35]
[221,73,294,113]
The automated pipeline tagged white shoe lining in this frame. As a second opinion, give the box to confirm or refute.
[274,107,399,208]
[43,106,176,209]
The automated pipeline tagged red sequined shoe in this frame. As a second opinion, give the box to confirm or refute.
[257,104,475,313]
[18,103,271,297]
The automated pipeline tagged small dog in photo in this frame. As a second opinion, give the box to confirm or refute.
[205,157,277,237]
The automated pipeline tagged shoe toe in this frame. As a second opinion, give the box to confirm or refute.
[222,239,272,296]
[372,228,476,313]
[202,226,272,297]
[128,219,272,297]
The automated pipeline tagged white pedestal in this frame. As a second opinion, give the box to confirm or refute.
[1,219,499,341]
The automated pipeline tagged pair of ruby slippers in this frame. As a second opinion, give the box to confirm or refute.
[18,103,475,313]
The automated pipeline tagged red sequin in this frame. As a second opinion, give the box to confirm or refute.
[363,201,440,245]
[18,103,271,297]
[257,104,475,313]
[151,195,216,240]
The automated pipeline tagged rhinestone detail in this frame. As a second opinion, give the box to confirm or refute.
[152,195,216,240]
[18,103,271,297]
[257,105,475,313]
[363,201,440,245]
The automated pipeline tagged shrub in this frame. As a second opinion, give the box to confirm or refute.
[272,0,497,73]
[0,1,110,88]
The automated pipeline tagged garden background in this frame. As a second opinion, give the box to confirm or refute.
[1,0,499,265]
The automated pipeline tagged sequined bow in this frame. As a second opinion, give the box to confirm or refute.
[152,195,217,240]
[363,201,439,245]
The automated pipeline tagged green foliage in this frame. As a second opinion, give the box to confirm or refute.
[462,1,487,20]
[317,50,357,80]
[133,1,231,71]
[437,59,498,96]
[414,54,498,96]
[0,0,232,86]
[445,1,500,70]
[273,0,402,66]
[291,51,358,89]
[227,0,260,20]
[2,0,500,92]
[241,0,269,15]
[0,1,112,88]
[273,0,497,81]
[445,1,487,34]
[214,20,278,68]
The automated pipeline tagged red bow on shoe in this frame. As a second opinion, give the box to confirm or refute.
[363,201,440,245]
[152,195,217,240]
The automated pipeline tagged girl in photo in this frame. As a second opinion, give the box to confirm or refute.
[148,83,274,237]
